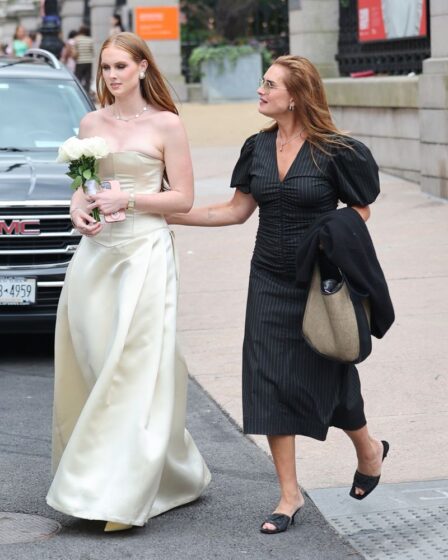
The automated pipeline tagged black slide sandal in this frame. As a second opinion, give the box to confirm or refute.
[350,440,390,500]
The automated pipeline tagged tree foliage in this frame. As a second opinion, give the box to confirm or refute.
[180,0,288,43]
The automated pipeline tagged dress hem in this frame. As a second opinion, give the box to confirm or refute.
[243,422,328,442]
[46,473,211,527]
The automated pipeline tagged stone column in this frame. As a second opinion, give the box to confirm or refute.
[419,0,448,198]
[125,0,187,100]
[0,0,10,46]
[60,0,84,39]
[288,0,339,78]
[89,0,115,60]
[88,0,115,88]
[3,0,40,39]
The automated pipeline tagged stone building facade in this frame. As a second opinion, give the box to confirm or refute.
[0,0,40,49]
[290,0,448,198]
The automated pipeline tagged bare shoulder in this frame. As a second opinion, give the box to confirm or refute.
[79,108,109,136]
[151,110,184,133]
[79,109,98,137]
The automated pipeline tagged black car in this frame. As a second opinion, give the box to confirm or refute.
[0,49,94,333]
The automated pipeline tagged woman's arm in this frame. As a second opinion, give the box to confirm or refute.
[69,113,103,236]
[88,113,194,216]
[167,189,257,227]
[351,205,370,222]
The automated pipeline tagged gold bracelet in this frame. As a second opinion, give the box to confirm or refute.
[127,192,135,211]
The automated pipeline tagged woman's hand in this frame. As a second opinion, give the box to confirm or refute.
[87,189,128,216]
[70,207,102,236]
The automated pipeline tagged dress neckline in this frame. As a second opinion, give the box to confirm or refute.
[271,132,308,183]
[109,150,163,163]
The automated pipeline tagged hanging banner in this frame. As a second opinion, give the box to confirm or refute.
[358,0,427,42]
[135,6,180,41]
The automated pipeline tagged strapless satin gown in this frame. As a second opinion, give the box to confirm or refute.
[46,151,211,526]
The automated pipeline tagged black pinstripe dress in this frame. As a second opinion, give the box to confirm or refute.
[230,131,380,440]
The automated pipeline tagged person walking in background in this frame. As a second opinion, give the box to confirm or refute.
[109,13,125,36]
[168,55,392,534]
[61,30,78,73]
[74,25,94,93]
[12,25,32,56]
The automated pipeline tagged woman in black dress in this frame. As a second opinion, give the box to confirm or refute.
[169,55,389,533]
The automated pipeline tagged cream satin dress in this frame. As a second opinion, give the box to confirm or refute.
[46,151,211,526]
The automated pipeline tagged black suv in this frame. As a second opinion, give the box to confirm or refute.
[0,49,94,333]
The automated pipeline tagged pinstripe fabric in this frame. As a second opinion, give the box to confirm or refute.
[231,132,379,439]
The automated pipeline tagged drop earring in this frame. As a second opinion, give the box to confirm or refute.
[139,71,145,80]
[288,103,295,112]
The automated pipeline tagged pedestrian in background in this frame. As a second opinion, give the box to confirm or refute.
[61,30,78,73]
[168,55,390,534]
[12,25,32,56]
[74,25,94,93]
[109,13,125,36]
[29,30,40,49]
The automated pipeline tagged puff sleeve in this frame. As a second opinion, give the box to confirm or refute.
[230,134,257,194]
[330,138,380,206]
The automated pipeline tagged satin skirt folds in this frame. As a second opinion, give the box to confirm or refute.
[46,215,211,526]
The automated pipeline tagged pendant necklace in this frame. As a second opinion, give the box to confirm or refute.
[114,105,148,122]
[277,127,305,152]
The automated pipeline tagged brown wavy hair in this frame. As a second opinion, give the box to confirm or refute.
[264,55,349,154]
[96,32,178,115]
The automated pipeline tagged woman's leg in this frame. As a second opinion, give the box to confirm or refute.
[262,435,305,531]
[344,425,385,497]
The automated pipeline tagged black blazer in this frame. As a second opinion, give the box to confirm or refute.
[296,207,395,339]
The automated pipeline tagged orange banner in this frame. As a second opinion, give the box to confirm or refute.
[358,0,428,42]
[135,6,179,41]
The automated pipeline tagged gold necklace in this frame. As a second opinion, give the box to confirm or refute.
[277,128,305,152]
[114,105,148,122]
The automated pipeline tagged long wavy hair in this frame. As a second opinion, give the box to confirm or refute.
[96,32,178,115]
[264,55,349,154]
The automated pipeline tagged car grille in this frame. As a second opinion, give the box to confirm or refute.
[7,283,62,315]
[0,205,81,268]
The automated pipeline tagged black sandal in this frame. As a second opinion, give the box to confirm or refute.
[260,506,303,534]
[350,440,390,500]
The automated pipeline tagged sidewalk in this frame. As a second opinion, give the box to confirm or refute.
[174,101,448,558]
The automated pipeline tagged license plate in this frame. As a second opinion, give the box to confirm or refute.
[0,277,36,305]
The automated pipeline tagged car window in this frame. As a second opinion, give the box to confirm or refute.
[0,78,91,149]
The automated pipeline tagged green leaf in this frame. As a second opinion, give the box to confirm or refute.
[71,175,82,190]
[83,169,92,180]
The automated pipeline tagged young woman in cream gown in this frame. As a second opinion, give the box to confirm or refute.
[46,32,211,532]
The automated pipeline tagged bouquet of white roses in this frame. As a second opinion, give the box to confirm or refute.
[57,136,110,221]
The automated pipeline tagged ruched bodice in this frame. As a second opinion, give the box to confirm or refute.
[231,133,380,279]
[47,150,211,525]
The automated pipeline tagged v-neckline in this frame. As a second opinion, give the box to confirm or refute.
[274,132,307,183]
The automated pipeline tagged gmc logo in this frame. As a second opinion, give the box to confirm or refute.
[0,219,41,235]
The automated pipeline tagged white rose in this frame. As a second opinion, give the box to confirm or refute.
[57,136,84,162]
[81,136,110,159]
[56,144,70,163]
